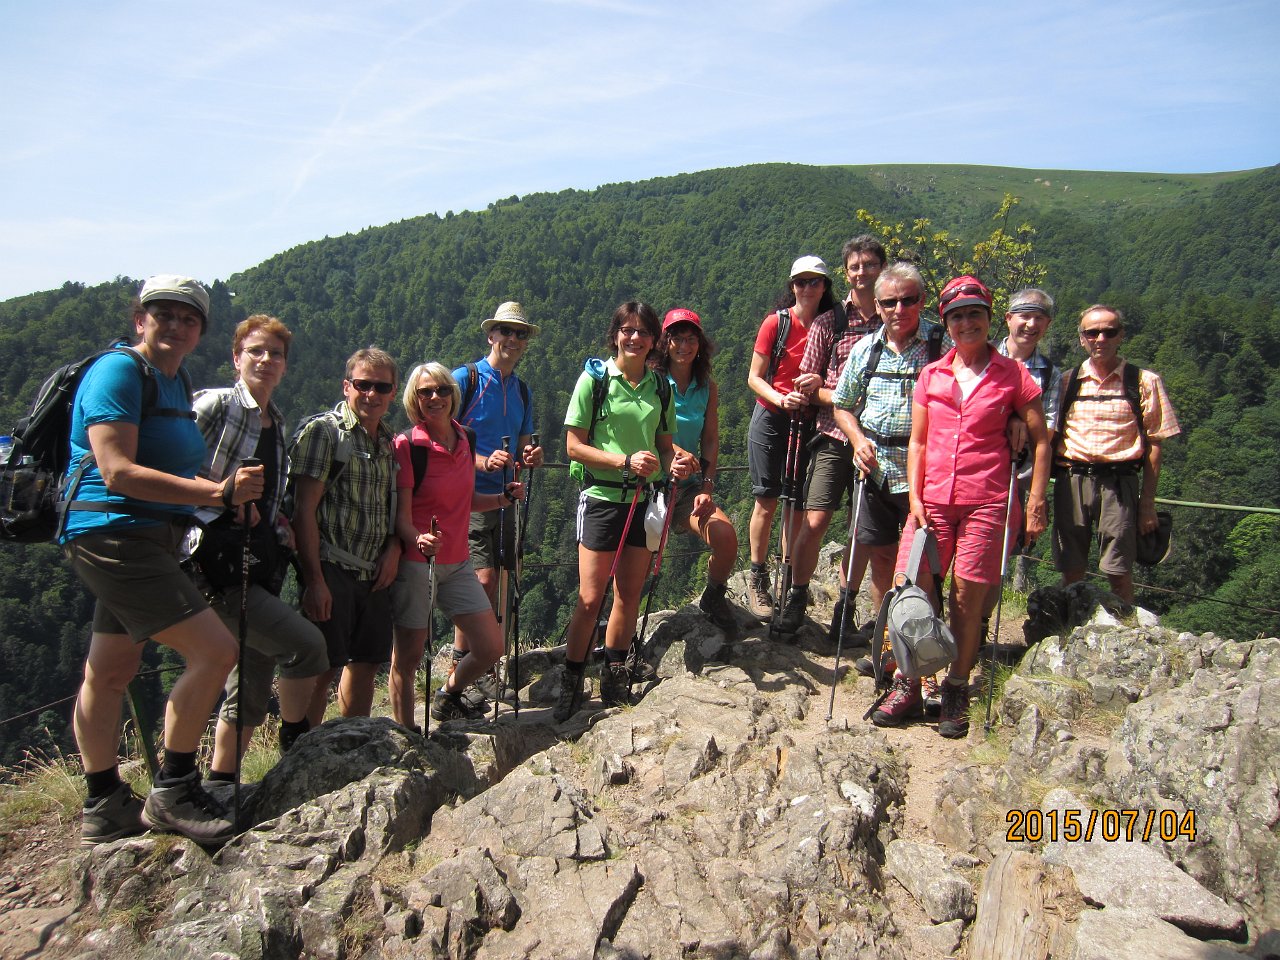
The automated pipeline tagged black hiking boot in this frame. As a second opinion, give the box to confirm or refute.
[774,586,808,636]
[698,581,736,629]
[553,668,585,722]
[142,771,235,847]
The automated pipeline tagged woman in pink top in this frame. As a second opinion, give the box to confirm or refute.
[875,276,1050,739]
[389,362,522,727]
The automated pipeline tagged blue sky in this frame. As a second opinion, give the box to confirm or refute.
[1,0,1276,301]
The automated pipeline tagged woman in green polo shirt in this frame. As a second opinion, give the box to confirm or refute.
[558,301,690,721]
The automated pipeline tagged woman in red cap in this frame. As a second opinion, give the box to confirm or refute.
[873,276,1050,738]
[651,308,740,628]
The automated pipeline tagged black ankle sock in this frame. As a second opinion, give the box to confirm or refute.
[751,562,767,576]
[85,767,123,802]
[280,717,310,751]
[452,647,466,662]
[604,647,627,665]
[790,583,808,599]
[159,749,197,782]
[206,770,234,783]
[565,658,586,676]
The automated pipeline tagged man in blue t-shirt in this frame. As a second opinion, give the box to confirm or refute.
[452,301,544,607]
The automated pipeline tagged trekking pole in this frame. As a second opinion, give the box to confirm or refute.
[590,475,645,662]
[508,432,538,718]
[493,436,512,721]
[424,515,438,737]
[632,478,678,684]
[234,456,262,831]
[770,415,803,633]
[984,455,1023,734]
[826,471,864,721]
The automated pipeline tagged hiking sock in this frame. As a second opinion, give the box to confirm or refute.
[750,562,767,578]
[206,770,235,783]
[85,766,124,803]
[565,658,587,677]
[790,583,808,599]
[604,647,627,666]
[280,717,310,752]
[159,749,197,783]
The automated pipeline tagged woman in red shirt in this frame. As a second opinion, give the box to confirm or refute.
[876,276,1050,738]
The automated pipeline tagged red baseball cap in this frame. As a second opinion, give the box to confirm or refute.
[663,308,702,331]
[938,275,993,318]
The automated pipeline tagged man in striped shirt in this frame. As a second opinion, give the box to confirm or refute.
[1054,305,1180,604]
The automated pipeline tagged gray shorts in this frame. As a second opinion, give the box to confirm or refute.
[390,558,491,629]
[211,584,328,726]
[468,509,517,572]
[63,523,208,642]
[748,404,810,500]
[804,434,857,512]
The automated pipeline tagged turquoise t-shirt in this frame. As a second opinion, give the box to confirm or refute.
[564,359,673,503]
[671,375,709,457]
[61,350,204,542]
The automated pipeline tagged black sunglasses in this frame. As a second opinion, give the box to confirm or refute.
[348,378,395,395]
[416,385,450,399]
[877,294,922,310]
[1081,327,1122,340]
[792,276,825,289]
[494,324,530,340]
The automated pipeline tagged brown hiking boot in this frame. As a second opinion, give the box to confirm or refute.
[937,679,971,739]
[746,571,774,620]
[599,660,633,707]
[553,669,585,722]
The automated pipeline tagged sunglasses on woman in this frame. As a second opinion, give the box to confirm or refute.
[792,277,825,289]
[416,385,450,398]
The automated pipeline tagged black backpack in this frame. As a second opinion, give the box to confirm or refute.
[1058,362,1149,457]
[852,321,945,421]
[766,303,853,385]
[0,342,194,543]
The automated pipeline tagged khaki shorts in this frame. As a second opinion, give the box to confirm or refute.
[803,434,857,512]
[468,510,518,572]
[1053,470,1139,576]
[64,523,208,642]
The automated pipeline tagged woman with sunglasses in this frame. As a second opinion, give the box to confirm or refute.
[744,256,833,621]
[650,308,739,628]
[62,275,264,847]
[388,363,522,726]
[878,275,1050,739]
[557,301,691,722]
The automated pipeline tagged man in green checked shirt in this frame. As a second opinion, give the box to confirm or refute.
[290,348,403,725]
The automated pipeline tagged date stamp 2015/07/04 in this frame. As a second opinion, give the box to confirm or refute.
[1006,808,1196,844]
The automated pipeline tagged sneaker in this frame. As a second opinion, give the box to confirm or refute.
[553,669,585,722]
[775,587,808,634]
[431,689,486,723]
[698,582,736,629]
[938,679,971,739]
[599,660,633,708]
[870,675,923,728]
[922,674,942,717]
[746,571,774,621]
[142,771,235,846]
[81,782,146,846]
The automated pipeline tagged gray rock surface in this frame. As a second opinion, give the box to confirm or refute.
[885,839,976,923]
[1069,907,1246,960]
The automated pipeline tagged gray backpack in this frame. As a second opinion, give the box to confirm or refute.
[882,527,956,680]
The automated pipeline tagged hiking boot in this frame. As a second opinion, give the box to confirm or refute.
[746,571,774,621]
[279,717,310,753]
[921,674,942,717]
[825,595,848,647]
[775,587,808,634]
[81,782,145,846]
[854,649,896,678]
[599,660,633,708]
[142,771,235,846]
[471,669,516,705]
[698,581,736,629]
[871,675,923,728]
[937,679,971,739]
[625,644,657,684]
[553,669,585,722]
[431,689,486,723]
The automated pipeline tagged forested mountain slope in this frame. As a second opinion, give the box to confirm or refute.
[1,162,1276,766]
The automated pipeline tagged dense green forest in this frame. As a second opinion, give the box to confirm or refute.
[1,162,1277,767]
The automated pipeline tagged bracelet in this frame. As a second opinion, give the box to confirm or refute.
[702,477,715,489]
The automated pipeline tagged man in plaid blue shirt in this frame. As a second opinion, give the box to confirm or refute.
[833,262,949,620]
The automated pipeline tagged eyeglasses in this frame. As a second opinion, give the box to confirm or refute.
[792,276,825,289]
[243,346,286,361]
[846,259,882,274]
[348,378,395,395]
[494,324,530,341]
[416,385,450,399]
[877,294,922,310]
[619,326,654,340]
[1081,327,1122,340]
[669,334,699,347]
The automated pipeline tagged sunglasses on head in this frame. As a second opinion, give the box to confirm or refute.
[939,283,988,311]
[494,324,530,340]
[877,294,921,310]
[792,276,825,289]
[348,378,395,395]
[416,385,450,399]
[1081,327,1122,340]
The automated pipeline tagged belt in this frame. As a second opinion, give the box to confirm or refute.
[320,540,377,574]
[1054,459,1142,477]
[864,427,910,449]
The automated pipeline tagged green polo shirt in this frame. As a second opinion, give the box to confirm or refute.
[565,359,673,503]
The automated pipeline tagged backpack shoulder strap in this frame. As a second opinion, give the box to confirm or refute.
[1123,362,1150,456]
[765,309,791,384]
[901,526,941,585]
[586,369,611,446]
[460,361,481,418]
[517,376,531,414]
[654,373,671,433]
[926,324,944,363]
[853,338,887,420]
[402,428,430,494]
[831,301,849,339]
